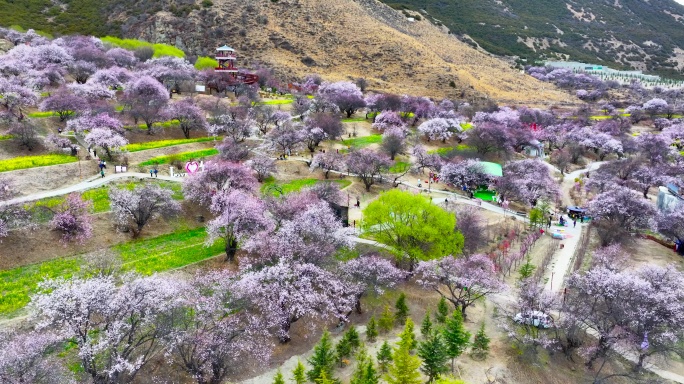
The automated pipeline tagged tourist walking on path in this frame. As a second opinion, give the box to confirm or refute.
[573,219,577,228]
[100,169,105,178]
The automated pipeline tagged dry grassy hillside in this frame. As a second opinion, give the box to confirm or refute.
[128,0,574,105]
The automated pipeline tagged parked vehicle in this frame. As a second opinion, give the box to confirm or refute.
[514,311,553,329]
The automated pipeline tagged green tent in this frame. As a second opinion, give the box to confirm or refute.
[478,161,503,177]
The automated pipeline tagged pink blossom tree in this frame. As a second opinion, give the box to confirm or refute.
[440,159,490,191]
[122,75,170,132]
[0,178,33,240]
[84,127,128,159]
[67,112,124,135]
[266,121,304,156]
[165,271,273,384]
[0,331,72,384]
[67,82,116,100]
[167,99,209,139]
[455,206,487,255]
[586,185,656,245]
[183,161,257,207]
[206,190,274,262]
[0,78,37,121]
[310,151,344,179]
[68,60,97,84]
[417,117,460,142]
[31,274,184,384]
[411,145,442,173]
[209,114,254,142]
[563,265,684,371]
[236,258,356,343]
[372,110,405,131]
[217,137,249,162]
[245,201,353,267]
[655,208,684,244]
[316,81,366,117]
[643,98,668,118]
[401,95,435,125]
[464,122,513,155]
[140,56,196,93]
[106,48,138,68]
[247,155,276,183]
[306,112,344,140]
[39,90,86,121]
[109,184,182,237]
[635,132,673,165]
[496,159,559,206]
[415,254,505,318]
[89,66,133,89]
[340,255,407,313]
[345,148,392,191]
[49,193,93,245]
[381,127,406,160]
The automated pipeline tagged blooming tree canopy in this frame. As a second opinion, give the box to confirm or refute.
[415,254,505,318]
[109,184,181,236]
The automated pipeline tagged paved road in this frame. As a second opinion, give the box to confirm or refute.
[0,172,182,206]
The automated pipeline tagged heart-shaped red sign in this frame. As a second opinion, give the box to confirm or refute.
[185,161,200,174]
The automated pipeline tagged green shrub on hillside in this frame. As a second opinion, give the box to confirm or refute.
[101,36,185,58]
[195,56,219,70]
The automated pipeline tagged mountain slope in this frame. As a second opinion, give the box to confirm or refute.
[126,0,573,104]
[383,0,684,78]
[0,0,574,105]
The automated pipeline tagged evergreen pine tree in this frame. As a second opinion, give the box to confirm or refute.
[420,311,433,338]
[292,360,307,384]
[273,369,285,384]
[398,318,417,353]
[378,305,395,334]
[376,341,393,373]
[385,344,422,384]
[351,344,370,384]
[442,311,471,374]
[470,323,490,360]
[346,325,361,351]
[435,297,449,324]
[307,331,337,381]
[363,360,380,384]
[417,331,449,383]
[395,293,410,325]
[336,337,353,366]
[366,316,379,342]
[315,370,335,384]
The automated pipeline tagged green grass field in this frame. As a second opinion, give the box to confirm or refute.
[115,227,225,275]
[341,134,382,148]
[0,154,78,173]
[388,161,411,173]
[124,119,181,131]
[0,226,221,316]
[342,117,368,123]
[140,148,219,166]
[259,99,294,105]
[0,134,13,141]
[261,178,352,195]
[428,144,473,157]
[123,137,215,152]
[27,111,60,118]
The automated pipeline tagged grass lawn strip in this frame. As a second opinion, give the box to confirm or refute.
[140,148,218,166]
[341,134,382,148]
[122,137,215,152]
[0,227,221,316]
[0,154,78,173]
[261,178,352,195]
[0,134,13,141]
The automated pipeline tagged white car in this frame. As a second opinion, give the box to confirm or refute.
[513,311,553,329]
